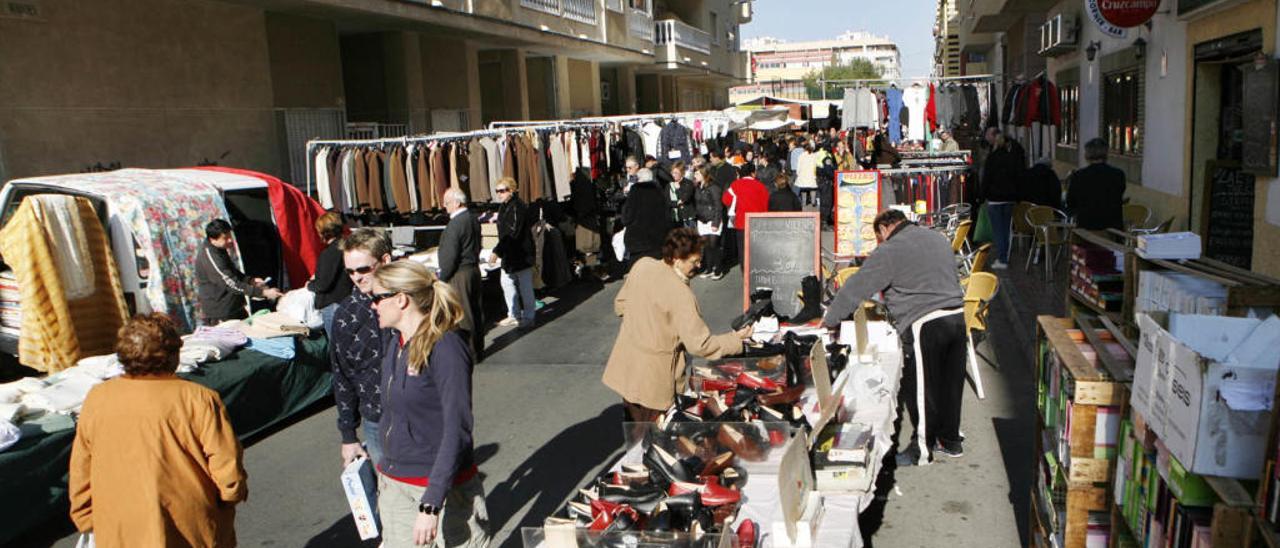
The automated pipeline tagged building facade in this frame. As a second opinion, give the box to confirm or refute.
[947,0,1280,278]
[731,31,902,103]
[0,0,749,185]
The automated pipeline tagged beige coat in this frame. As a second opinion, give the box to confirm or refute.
[602,258,743,410]
[70,376,247,547]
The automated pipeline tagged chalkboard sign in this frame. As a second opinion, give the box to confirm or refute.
[1242,58,1278,176]
[1203,161,1255,269]
[743,212,821,318]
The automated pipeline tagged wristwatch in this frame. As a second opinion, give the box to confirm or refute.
[418,503,441,516]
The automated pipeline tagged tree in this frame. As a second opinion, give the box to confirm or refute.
[803,58,884,100]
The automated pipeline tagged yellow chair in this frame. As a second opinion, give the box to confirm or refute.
[962,272,998,401]
[1009,201,1036,256]
[969,243,993,275]
[1025,205,1071,280]
[963,272,999,334]
[1123,203,1152,232]
[951,220,973,255]
[835,266,860,287]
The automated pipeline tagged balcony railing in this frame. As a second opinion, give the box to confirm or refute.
[520,0,597,25]
[628,9,653,42]
[520,0,559,16]
[655,19,710,55]
[563,0,596,24]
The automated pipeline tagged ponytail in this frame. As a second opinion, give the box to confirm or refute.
[405,280,464,373]
[373,262,466,374]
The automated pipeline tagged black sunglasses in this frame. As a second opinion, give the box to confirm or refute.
[370,292,399,304]
[495,188,511,194]
[345,265,377,276]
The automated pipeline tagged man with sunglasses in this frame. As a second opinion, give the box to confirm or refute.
[331,228,395,470]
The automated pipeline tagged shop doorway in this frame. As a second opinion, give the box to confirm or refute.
[1189,29,1263,269]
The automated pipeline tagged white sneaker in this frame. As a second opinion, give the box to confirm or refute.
[497,317,519,327]
[991,261,1008,270]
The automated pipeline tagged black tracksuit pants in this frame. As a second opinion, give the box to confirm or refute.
[897,310,968,457]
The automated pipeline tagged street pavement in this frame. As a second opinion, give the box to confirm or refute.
[38,241,1064,548]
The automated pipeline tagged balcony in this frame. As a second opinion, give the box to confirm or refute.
[655,18,710,55]
[519,0,598,25]
[627,8,653,42]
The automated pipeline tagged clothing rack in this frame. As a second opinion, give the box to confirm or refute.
[823,74,997,87]
[877,165,970,175]
[899,151,972,159]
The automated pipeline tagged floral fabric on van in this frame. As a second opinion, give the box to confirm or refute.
[34,169,233,332]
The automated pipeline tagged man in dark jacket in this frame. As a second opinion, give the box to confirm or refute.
[622,168,674,268]
[980,129,1027,267]
[1066,138,1126,230]
[756,154,781,193]
[195,219,280,325]
[334,228,394,468]
[492,178,537,329]
[669,161,697,227]
[1024,159,1064,210]
[823,210,967,464]
[439,188,484,359]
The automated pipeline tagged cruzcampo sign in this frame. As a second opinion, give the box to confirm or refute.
[1085,0,1128,38]
[1097,0,1160,27]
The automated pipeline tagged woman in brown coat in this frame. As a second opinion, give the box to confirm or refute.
[601,228,752,422]
[69,314,247,547]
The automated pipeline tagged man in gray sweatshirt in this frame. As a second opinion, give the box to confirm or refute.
[823,209,967,464]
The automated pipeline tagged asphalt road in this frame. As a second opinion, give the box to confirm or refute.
[39,253,1041,547]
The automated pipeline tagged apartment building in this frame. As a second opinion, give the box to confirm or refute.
[933,0,962,76]
[731,31,902,102]
[0,0,750,185]
[948,0,1280,278]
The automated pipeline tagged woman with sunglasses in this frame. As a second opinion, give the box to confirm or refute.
[370,261,490,548]
[489,177,536,329]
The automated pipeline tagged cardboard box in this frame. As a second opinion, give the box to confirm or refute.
[1130,313,1279,478]
[340,457,380,540]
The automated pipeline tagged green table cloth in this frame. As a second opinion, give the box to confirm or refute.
[0,335,332,544]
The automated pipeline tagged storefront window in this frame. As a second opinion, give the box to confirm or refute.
[1103,69,1143,156]
[1058,84,1079,147]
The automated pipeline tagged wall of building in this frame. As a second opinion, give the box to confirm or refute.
[567,58,601,116]
[0,0,281,180]
[264,13,344,109]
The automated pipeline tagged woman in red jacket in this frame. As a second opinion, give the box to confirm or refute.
[721,161,770,269]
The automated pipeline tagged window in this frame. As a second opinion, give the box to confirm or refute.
[628,0,647,13]
[1058,83,1079,147]
[710,12,719,46]
[1103,69,1143,156]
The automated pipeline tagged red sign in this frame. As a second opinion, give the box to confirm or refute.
[1098,0,1160,28]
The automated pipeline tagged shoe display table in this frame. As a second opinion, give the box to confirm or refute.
[523,322,905,547]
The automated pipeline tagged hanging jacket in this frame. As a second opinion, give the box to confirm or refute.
[658,122,692,165]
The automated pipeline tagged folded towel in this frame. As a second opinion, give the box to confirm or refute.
[246,336,296,360]
[20,374,101,414]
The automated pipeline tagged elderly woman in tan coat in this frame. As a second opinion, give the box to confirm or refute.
[602,228,752,422]
[69,314,247,547]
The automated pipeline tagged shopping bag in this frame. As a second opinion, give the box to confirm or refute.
[973,203,993,244]
[340,456,380,540]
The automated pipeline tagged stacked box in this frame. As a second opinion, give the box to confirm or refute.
[1033,317,1128,548]
[1069,243,1125,312]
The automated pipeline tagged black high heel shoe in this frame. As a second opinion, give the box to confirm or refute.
[645,444,693,486]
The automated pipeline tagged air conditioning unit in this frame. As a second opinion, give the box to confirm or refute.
[1039,13,1078,57]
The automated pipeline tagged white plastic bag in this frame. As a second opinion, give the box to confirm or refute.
[276,288,324,329]
[75,533,95,548]
[612,229,627,262]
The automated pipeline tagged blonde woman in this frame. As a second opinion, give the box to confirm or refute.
[370,261,490,548]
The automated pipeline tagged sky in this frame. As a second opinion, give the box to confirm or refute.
[741,0,937,79]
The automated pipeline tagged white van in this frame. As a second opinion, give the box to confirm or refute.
[0,168,285,355]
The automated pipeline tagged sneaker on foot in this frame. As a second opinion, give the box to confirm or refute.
[498,317,518,327]
[934,440,964,458]
[710,272,726,281]
[991,261,1008,270]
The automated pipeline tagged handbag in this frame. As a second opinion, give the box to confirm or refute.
[973,203,993,244]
